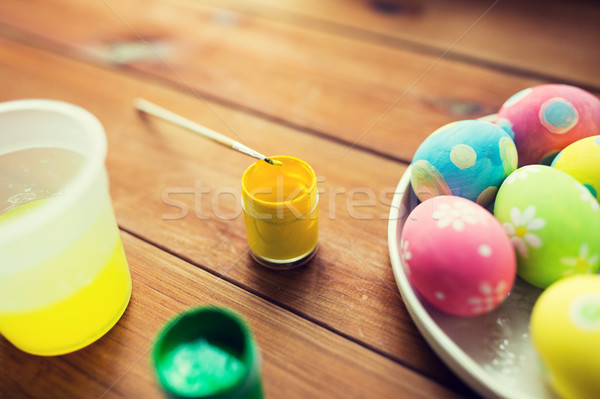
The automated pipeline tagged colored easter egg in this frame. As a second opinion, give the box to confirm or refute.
[552,135,600,199]
[496,84,600,166]
[494,165,600,289]
[400,196,516,317]
[410,120,517,207]
[531,275,600,399]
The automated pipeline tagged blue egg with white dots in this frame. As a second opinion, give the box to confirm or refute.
[411,120,518,206]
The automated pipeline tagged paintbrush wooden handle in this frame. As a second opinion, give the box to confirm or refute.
[134,98,241,150]
[134,98,282,165]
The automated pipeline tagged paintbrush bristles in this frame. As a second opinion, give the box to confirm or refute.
[265,158,283,166]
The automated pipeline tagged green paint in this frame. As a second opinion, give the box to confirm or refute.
[159,338,246,396]
[581,303,600,322]
[152,307,263,399]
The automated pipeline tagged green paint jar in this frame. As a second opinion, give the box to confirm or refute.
[152,307,263,399]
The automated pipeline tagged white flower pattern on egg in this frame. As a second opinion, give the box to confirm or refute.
[502,205,546,258]
[432,201,478,232]
[400,238,412,275]
[577,184,600,212]
[504,166,541,185]
[467,281,508,314]
[560,243,600,277]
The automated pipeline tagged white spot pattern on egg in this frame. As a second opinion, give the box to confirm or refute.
[450,144,477,169]
[479,244,493,257]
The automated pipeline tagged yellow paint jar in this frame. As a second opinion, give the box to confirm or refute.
[241,156,318,269]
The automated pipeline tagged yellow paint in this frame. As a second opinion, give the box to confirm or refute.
[572,258,590,274]
[0,199,131,356]
[515,227,528,238]
[241,156,318,265]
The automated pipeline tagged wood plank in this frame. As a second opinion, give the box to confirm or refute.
[202,0,600,89]
[0,38,475,393]
[0,0,548,163]
[0,232,469,399]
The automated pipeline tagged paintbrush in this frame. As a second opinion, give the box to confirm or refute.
[134,98,282,166]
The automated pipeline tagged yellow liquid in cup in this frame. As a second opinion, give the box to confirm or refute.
[0,199,131,356]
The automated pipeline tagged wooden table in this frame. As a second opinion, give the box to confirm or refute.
[1,1,598,397]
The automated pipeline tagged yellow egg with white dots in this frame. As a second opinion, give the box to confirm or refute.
[531,275,600,399]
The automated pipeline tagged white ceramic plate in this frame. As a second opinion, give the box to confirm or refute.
[387,166,560,399]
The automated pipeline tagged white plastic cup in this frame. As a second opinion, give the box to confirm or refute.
[0,99,131,356]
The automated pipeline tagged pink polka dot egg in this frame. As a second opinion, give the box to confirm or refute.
[496,84,600,166]
[400,196,516,317]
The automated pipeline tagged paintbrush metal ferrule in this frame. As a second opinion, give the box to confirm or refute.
[232,143,281,165]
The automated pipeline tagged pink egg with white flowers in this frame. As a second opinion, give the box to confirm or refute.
[496,84,600,166]
[400,196,516,317]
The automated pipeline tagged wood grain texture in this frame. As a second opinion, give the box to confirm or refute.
[0,38,475,395]
[0,232,468,399]
[203,0,600,89]
[3,1,594,395]
[0,0,552,163]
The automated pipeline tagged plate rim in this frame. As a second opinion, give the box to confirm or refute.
[387,165,518,399]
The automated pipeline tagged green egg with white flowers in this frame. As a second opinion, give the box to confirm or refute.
[494,165,600,289]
